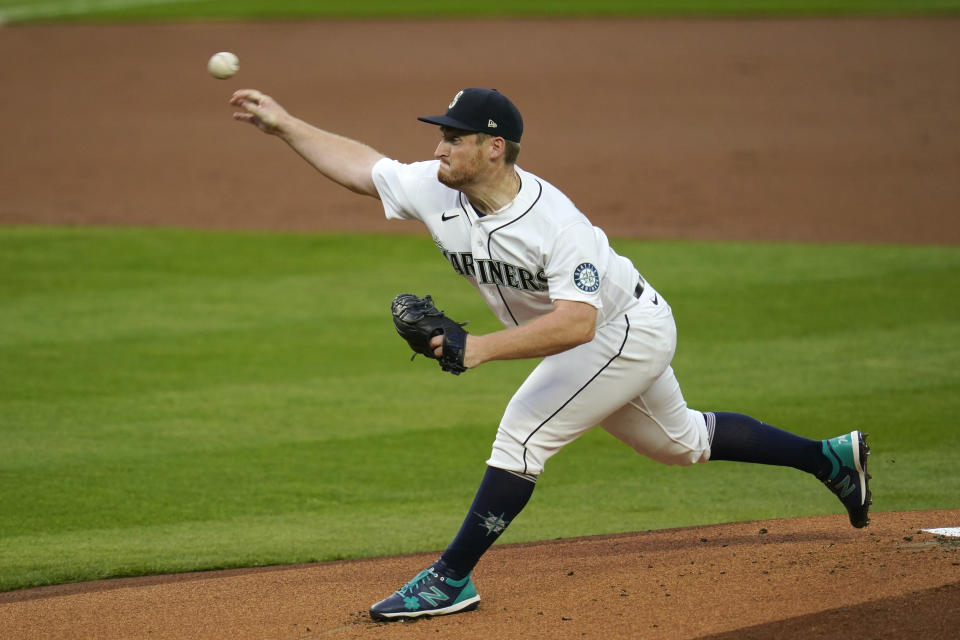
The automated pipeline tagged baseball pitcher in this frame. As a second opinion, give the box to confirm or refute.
[230,87,871,622]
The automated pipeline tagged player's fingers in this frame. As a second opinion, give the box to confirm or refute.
[232,100,273,130]
[230,88,263,102]
[236,101,261,118]
[229,91,282,134]
[430,335,443,357]
[229,90,270,110]
[231,98,262,114]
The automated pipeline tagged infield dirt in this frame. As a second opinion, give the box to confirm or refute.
[0,17,958,639]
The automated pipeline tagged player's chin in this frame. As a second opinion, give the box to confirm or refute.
[437,168,468,190]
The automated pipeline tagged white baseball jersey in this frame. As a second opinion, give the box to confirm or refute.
[372,157,711,476]
[372,159,640,329]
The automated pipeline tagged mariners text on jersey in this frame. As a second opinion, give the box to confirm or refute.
[441,249,548,292]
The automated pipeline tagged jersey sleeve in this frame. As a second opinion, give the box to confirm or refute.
[543,222,607,309]
[371,157,443,222]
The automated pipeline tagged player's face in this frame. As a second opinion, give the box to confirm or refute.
[435,128,487,190]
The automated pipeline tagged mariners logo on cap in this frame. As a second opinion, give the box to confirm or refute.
[449,90,464,109]
[573,263,600,292]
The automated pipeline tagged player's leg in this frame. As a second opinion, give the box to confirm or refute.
[437,466,536,575]
[600,365,711,467]
[369,465,534,621]
[708,411,827,472]
[601,369,871,528]
[369,396,569,621]
[600,372,826,472]
[707,412,871,528]
[371,310,672,621]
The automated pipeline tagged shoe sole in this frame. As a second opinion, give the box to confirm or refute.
[851,429,872,528]
[370,595,480,622]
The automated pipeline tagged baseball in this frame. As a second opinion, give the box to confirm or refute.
[207,51,239,79]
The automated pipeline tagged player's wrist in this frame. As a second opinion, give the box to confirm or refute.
[273,113,305,140]
[463,334,484,369]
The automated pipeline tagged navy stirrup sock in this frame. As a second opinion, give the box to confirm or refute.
[708,411,830,478]
[438,466,536,579]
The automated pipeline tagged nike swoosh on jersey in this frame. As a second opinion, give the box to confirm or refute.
[441,212,460,222]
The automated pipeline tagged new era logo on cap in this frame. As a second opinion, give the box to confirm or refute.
[418,88,523,142]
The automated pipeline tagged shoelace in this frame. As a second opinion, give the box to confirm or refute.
[396,568,439,595]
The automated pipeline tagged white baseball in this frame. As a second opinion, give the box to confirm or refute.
[207,51,239,79]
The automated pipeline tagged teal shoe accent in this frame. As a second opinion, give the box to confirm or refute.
[821,440,840,481]
[822,433,856,481]
[445,574,477,604]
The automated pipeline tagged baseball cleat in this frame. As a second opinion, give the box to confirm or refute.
[369,564,480,622]
[821,430,872,528]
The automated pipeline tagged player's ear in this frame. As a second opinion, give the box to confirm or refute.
[487,136,507,161]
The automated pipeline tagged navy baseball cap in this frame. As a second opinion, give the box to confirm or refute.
[418,88,523,143]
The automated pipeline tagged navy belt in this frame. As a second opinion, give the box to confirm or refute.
[634,279,644,298]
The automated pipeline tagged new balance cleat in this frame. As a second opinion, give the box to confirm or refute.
[369,564,480,621]
[821,430,872,528]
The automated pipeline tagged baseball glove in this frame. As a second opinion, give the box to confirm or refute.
[391,293,469,375]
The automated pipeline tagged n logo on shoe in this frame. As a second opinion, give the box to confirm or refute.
[833,475,856,499]
[418,586,451,607]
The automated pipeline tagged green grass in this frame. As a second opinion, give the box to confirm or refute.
[1,227,958,592]
[0,0,957,23]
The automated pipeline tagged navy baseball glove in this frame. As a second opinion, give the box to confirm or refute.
[391,293,468,375]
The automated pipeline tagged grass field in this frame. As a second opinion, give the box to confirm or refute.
[1,0,959,23]
[1,227,958,591]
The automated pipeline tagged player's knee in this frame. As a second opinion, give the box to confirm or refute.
[487,430,546,476]
[642,439,710,466]
[624,420,711,466]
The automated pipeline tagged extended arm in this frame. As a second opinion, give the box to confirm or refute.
[432,299,598,368]
[230,89,384,197]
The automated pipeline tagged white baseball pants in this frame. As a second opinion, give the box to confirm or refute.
[487,286,711,476]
